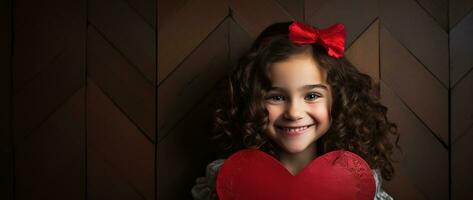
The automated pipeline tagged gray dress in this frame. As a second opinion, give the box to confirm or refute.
[191,159,394,200]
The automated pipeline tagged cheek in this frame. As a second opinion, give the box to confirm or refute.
[310,103,331,123]
[266,105,282,125]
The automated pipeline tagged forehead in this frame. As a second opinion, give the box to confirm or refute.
[269,54,327,87]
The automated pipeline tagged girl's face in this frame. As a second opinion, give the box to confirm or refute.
[264,53,332,154]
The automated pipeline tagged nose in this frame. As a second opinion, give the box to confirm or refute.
[283,100,304,121]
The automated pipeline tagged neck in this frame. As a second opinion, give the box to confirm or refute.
[277,143,317,175]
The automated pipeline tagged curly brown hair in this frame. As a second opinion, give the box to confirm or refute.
[212,22,399,180]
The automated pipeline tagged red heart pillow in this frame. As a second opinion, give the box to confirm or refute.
[216,149,375,200]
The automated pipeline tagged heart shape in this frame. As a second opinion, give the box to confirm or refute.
[216,149,375,200]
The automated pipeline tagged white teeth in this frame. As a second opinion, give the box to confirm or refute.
[283,125,309,132]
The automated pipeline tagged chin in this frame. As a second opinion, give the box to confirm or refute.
[281,143,312,154]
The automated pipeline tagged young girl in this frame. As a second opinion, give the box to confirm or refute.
[191,21,399,200]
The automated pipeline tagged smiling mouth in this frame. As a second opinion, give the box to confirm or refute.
[276,124,315,132]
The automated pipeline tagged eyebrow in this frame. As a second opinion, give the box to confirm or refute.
[268,84,329,92]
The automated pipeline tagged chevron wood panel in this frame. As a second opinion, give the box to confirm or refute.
[12,0,86,92]
[89,0,155,84]
[87,26,155,142]
[381,82,448,200]
[452,67,473,143]
[13,0,86,145]
[87,79,154,200]
[304,0,330,20]
[86,0,156,196]
[13,44,86,144]
[275,0,304,21]
[229,18,253,64]
[228,18,253,66]
[450,0,473,29]
[158,18,229,140]
[380,0,449,87]
[158,0,228,84]
[451,3,473,198]
[11,1,87,199]
[416,0,448,31]
[450,11,473,88]
[0,0,12,198]
[345,20,380,84]
[381,26,448,145]
[453,125,473,199]
[157,18,232,199]
[87,149,146,200]
[126,0,156,29]
[306,0,378,48]
[378,0,456,198]
[157,0,187,29]
[15,88,86,200]
[230,0,293,38]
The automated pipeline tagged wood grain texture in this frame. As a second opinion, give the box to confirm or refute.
[450,0,473,29]
[275,0,304,21]
[125,0,156,28]
[416,0,448,30]
[450,10,473,86]
[451,21,473,196]
[381,25,448,145]
[380,0,448,86]
[15,88,86,200]
[381,81,448,200]
[88,27,155,142]
[452,71,473,143]
[158,0,228,84]
[229,18,253,64]
[452,127,473,200]
[230,0,293,38]
[89,0,156,83]
[0,0,12,199]
[12,0,86,144]
[345,19,380,84]
[158,18,229,140]
[87,80,154,200]
[13,0,86,92]
[13,42,86,144]
[157,0,188,29]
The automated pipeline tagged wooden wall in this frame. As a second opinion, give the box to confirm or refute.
[1,0,13,199]
[3,0,156,199]
[1,0,473,199]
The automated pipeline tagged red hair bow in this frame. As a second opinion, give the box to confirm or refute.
[289,21,345,58]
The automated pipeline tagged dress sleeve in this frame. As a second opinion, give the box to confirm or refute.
[372,169,394,200]
[191,159,225,200]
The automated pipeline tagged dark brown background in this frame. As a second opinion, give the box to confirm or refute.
[2,0,473,199]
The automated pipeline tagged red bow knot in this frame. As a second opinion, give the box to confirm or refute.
[289,21,346,59]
